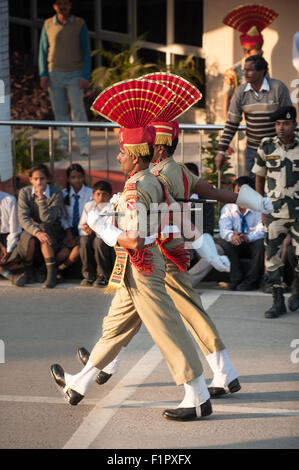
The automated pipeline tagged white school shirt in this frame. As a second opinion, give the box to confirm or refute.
[219,203,264,243]
[0,191,22,253]
[61,184,93,230]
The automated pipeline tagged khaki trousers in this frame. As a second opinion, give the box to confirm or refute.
[162,239,225,355]
[89,245,203,385]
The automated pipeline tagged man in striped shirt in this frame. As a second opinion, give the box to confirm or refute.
[216,55,292,176]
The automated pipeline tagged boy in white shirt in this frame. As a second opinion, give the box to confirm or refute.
[78,181,115,287]
[218,176,265,291]
[0,190,24,286]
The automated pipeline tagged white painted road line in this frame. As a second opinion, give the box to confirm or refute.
[1,395,298,417]
[123,401,299,417]
[0,395,99,405]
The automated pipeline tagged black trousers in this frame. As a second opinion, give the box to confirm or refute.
[79,234,115,281]
[217,238,265,284]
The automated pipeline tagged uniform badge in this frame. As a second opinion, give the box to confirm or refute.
[126,183,136,190]
[152,170,160,176]
[127,201,136,210]
[125,194,139,201]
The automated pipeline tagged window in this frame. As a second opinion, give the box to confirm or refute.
[9,0,31,18]
[174,0,203,47]
[9,23,32,54]
[137,0,166,44]
[137,48,166,65]
[101,0,128,33]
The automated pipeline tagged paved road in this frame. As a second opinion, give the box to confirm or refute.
[0,280,298,451]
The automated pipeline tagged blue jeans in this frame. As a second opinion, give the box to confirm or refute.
[49,70,89,150]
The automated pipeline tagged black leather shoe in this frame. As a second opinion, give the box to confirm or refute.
[50,364,84,406]
[96,371,112,385]
[77,347,90,366]
[208,378,241,398]
[228,281,241,291]
[65,388,84,406]
[50,363,66,388]
[163,399,212,421]
[77,348,113,385]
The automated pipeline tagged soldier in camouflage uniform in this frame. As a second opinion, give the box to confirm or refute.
[252,106,299,318]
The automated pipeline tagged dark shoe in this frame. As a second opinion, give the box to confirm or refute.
[50,363,84,406]
[42,277,57,289]
[77,347,90,366]
[80,278,93,287]
[34,267,46,283]
[25,267,36,284]
[96,371,112,385]
[50,363,66,389]
[264,287,287,318]
[288,294,299,312]
[163,399,212,421]
[11,272,26,287]
[77,347,112,385]
[65,388,84,406]
[93,277,108,288]
[236,280,258,291]
[208,378,241,398]
[228,280,241,290]
[288,276,299,312]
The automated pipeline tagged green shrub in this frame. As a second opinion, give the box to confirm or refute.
[13,128,66,174]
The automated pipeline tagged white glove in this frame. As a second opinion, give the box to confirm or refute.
[210,255,231,272]
[192,234,231,272]
[236,184,273,214]
[109,193,121,205]
[87,209,122,247]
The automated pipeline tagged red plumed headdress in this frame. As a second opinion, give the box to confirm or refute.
[223,4,278,50]
[91,79,176,156]
[141,72,202,145]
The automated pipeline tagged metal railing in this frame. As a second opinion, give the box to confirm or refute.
[2,119,297,191]
[0,119,247,189]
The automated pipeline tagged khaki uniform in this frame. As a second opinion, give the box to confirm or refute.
[252,136,299,286]
[151,157,225,355]
[223,60,244,97]
[89,169,203,385]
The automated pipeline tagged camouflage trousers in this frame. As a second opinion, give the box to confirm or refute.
[264,215,299,287]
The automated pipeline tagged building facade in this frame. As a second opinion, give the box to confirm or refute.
[8,0,299,124]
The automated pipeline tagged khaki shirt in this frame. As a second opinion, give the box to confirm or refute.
[116,168,164,237]
[223,60,244,97]
[252,135,299,218]
[151,157,200,200]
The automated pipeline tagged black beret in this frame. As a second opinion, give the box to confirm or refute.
[270,106,297,122]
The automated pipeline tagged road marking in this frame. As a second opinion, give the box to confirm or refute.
[1,395,298,418]
[0,395,99,405]
[123,401,299,417]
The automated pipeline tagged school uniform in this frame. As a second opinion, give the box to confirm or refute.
[78,199,115,282]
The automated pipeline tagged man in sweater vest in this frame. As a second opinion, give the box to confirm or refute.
[38,0,91,156]
[216,55,292,177]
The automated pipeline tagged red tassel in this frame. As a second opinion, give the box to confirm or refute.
[125,248,154,275]
[156,239,190,272]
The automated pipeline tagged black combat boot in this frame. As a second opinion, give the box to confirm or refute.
[264,287,287,319]
[288,274,299,312]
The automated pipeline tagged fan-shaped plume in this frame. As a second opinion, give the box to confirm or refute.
[141,72,202,121]
[91,78,176,128]
[223,4,278,33]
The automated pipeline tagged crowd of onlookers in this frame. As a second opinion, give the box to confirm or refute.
[0,163,115,289]
[0,161,296,293]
